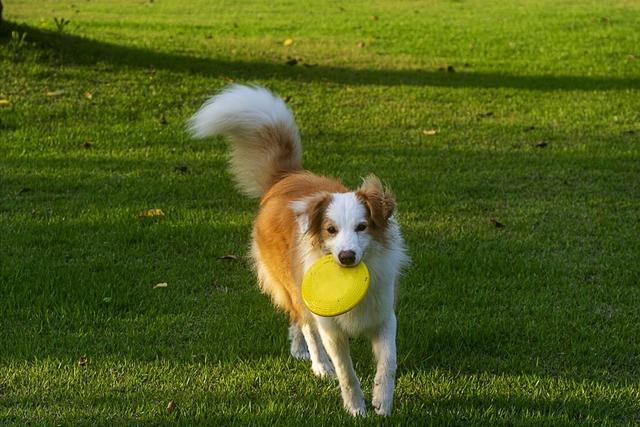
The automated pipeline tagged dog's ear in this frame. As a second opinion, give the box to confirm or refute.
[356,175,395,229]
[290,192,332,236]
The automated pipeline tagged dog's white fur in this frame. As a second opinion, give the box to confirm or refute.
[189,85,408,416]
[189,84,302,198]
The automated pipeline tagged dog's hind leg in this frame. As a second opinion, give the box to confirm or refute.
[253,251,314,362]
[300,323,335,378]
[288,324,309,360]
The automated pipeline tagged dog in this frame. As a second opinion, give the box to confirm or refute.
[188,85,408,416]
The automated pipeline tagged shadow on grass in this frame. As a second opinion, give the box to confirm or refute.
[2,143,639,369]
[2,148,639,423]
[2,21,639,92]
[2,17,639,424]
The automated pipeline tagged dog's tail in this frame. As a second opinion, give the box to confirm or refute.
[188,85,302,198]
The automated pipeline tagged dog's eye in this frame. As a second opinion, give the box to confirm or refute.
[327,225,338,235]
[355,223,367,232]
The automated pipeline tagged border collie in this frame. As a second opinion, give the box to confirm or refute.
[189,85,408,416]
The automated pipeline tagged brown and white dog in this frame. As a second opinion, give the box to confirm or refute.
[189,85,408,416]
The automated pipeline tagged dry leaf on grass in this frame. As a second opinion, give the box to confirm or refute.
[78,356,88,367]
[84,92,93,100]
[283,38,294,47]
[46,90,66,97]
[422,129,438,136]
[167,400,177,414]
[139,208,165,218]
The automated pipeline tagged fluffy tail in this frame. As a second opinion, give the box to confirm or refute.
[188,84,302,198]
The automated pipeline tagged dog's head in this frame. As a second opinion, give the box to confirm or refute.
[291,175,395,267]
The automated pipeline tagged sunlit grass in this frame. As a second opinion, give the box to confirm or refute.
[1,0,639,424]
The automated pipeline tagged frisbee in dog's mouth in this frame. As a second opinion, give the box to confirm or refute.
[301,255,370,317]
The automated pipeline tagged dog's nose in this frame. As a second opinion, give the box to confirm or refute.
[338,250,356,266]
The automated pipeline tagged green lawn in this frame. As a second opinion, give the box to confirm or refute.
[1,0,640,424]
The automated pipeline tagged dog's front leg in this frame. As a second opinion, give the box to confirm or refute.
[316,321,366,416]
[370,313,397,416]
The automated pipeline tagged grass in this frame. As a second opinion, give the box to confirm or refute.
[1,0,639,424]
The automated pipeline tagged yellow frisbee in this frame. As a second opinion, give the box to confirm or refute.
[301,255,370,317]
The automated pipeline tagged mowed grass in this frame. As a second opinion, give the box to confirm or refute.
[1,0,640,424]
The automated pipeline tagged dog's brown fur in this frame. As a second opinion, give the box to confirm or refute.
[252,172,347,324]
[356,175,396,245]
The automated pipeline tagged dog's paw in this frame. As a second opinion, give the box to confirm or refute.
[372,389,393,416]
[347,405,367,417]
[291,347,310,360]
[311,350,335,377]
[345,399,367,417]
[288,325,310,360]
[290,341,310,360]
[311,360,336,378]
[311,360,335,378]
[372,399,392,416]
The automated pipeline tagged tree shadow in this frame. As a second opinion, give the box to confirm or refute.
[2,21,639,92]
[2,16,639,424]
[2,145,639,423]
[2,141,638,370]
